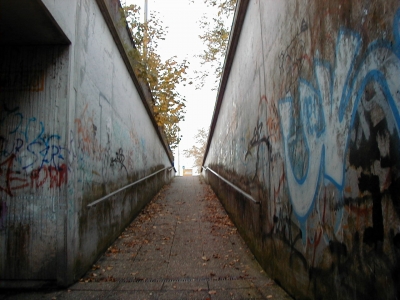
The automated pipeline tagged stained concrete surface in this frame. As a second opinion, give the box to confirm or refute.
[1,176,291,299]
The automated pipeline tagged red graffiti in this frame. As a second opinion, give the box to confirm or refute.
[30,164,68,189]
[273,162,286,200]
[260,96,282,143]
[75,103,100,155]
[0,155,13,195]
[0,154,68,197]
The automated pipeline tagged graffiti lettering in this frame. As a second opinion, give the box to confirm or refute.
[1,108,72,170]
[0,106,73,196]
[0,154,67,197]
[245,122,271,181]
[75,103,98,155]
[279,19,309,94]
[278,12,400,223]
[110,148,127,173]
[245,96,282,182]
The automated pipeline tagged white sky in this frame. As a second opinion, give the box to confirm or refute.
[125,0,219,175]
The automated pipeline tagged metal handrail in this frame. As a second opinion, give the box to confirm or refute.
[87,166,174,208]
[202,166,260,204]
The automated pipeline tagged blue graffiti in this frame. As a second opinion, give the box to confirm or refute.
[278,11,400,227]
[0,106,73,172]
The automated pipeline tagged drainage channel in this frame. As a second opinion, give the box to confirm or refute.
[89,276,254,283]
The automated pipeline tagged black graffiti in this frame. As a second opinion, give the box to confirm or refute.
[359,173,384,248]
[110,148,127,173]
[278,19,308,94]
[245,122,271,181]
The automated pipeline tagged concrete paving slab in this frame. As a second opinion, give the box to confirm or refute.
[101,290,154,300]
[208,278,253,289]
[116,281,164,291]
[155,290,211,300]
[209,287,265,300]
[57,290,108,300]
[69,281,118,291]
[161,280,208,291]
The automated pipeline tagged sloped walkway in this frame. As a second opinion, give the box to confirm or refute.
[2,176,291,300]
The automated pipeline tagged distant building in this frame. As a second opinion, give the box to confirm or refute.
[183,169,193,176]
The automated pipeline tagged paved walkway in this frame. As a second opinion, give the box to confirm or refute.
[1,176,291,300]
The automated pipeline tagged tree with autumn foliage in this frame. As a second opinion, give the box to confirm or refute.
[183,128,208,173]
[124,4,189,149]
[192,0,237,90]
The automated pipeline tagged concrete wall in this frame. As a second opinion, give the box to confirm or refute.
[203,0,400,299]
[0,0,174,287]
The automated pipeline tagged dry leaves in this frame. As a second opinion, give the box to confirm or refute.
[79,185,171,283]
[107,246,120,254]
[202,186,236,237]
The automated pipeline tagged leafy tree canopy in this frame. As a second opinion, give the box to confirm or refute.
[183,128,208,173]
[124,4,190,149]
[191,0,237,90]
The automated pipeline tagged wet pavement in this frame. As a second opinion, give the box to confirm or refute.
[1,176,291,300]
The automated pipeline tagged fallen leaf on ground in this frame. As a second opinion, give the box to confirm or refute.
[208,290,217,295]
[108,246,120,254]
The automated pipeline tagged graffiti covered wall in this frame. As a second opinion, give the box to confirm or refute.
[0,0,174,287]
[0,46,71,282]
[68,0,174,284]
[203,0,400,299]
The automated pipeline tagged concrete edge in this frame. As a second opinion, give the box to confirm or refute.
[202,0,250,166]
[95,0,174,166]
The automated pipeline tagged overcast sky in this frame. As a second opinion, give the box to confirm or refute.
[125,0,220,174]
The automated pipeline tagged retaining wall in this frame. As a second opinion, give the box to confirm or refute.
[203,0,400,299]
[0,0,174,287]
